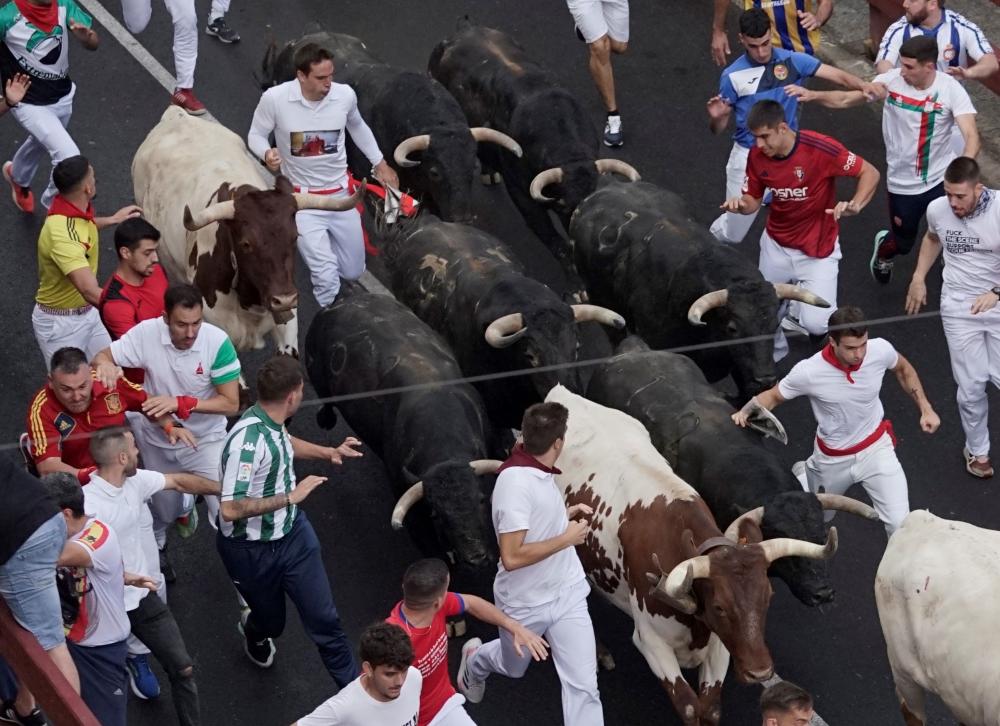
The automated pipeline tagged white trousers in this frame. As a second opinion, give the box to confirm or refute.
[800,433,909,537]
[120,0,197,88]
[566,0,629,43]
[208,0,230,20]
[296,204,366,307]
[467,578,603,726]
[31,305,111,369]
[428,694,476,726]
[940,292,1000,458]
[710,142,759,244]
[10,86,79,209]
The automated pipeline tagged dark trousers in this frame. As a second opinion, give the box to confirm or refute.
[128,593,200,726]
[215,512,358,688]
[879,182,945,259]
[68,639,128,726]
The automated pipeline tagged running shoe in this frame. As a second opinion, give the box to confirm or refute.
[964,446,994,478]
[171,88,207,116]
[603,115,623,148]
[457,637,485,703]
[126,654,161,700]
[205,16,240,43]
[176,505,198,539]
[238,610,276,668]
[2,161,33,214]
[870,230,893,285]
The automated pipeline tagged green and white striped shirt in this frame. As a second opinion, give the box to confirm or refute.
[219,404,297,541]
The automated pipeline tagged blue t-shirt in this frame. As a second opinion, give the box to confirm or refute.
[720,48,822,148]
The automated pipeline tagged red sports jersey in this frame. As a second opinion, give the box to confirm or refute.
[99,264,169,383]
[28,376,147,470]
[386,592,466,726]
[744,130,864,258]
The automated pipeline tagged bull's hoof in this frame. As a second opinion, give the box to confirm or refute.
[446,618,467,638]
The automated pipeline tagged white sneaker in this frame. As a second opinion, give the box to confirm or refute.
[603,115,623,147]
[457,637,485,703]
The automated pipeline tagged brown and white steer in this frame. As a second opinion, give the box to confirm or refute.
[132,106,362,356]
[546,385,838,725]
[875,510,1000,726]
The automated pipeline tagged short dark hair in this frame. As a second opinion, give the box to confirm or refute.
[828,306,868,343]
[50,347,88,375]
[89,426,130,467]
[402,558,450,610]
[115,218,161,257]
[256,355,303,403]
[739,8,771,39]
[359,622,413,671]
[164,284,203,315]
[41,472,85,516]
[52,155,91,195]
[760,680,813,714]
[521,402,568,456]
[747,100,786,132]
[899,35,938,65]
[944,156,980,185]
[294,43,334,76]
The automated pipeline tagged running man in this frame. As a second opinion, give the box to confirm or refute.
[712,0,833,65]
[566,0,629,146]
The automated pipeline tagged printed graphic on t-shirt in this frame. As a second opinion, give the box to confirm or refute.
[290,130,340,157]
[942,229,982,255]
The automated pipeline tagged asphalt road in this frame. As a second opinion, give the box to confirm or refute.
[1,0,994,724]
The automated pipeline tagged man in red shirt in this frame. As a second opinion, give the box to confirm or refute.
[721,99,880,359]
[99,218,169,383]
[386,558,548,726]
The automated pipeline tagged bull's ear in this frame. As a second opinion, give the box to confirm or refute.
[738,518,763,545]
[274,175,294,195]
[680,529,698,558]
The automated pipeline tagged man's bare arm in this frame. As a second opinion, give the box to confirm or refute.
[164,472,221,496]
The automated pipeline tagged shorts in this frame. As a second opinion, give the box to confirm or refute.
[567,0,629,43]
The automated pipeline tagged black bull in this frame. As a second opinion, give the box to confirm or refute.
[568,181,830,401]
[587,336,881,607]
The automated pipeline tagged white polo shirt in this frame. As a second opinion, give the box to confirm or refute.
[926,189,1000,301]
[778,338,899,450]
[66,518,130,647]
[297,667,422,726]
[247,80,383,191]
[84,470,165,611]
[110,317,241,448]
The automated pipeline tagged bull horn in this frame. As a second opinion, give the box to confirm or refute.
[390,481,424,530]
[659,553,712,615]
[529,167,564,202]
[470,127,522,157]
[393,135,431,168]
[469,459,503,476]
[724,506,765,542]
[484,313,527,348]
[687,289,729,326]
[773,284,831,308]
[183,201,236,231]
[294,183,366,212]
[594,158,641,181]
[759,527,839,564]
[815,494,879,521]
[571,304,625,330]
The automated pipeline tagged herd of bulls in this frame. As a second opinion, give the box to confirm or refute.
[123,16,994,726]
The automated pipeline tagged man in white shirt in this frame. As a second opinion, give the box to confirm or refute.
[248,43,399,307]
[457,402,602,726]
[733,306,940,536]
[293,622,421,726]
[906,157,1000,479]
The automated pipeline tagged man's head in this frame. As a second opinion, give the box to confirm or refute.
[401,558,450,613]
[902,0,942,26]
[747,100,795,158]
[114,218,161,277]
[256,355,304,416]
[521,401,569,459]
[53,155,95,201]
[760,681,814,726]
[294,43,335,100]
[899,35,938,87]
[359,622,413,702]
[943,156,984,218]
[41,471,89,537]
[163,284,204,350]
[827,306,869,367]
[90,426,139,477]
[48,347,93,414]
[739,8,773,64]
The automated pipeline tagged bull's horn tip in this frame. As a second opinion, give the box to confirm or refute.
[391,519,404,531]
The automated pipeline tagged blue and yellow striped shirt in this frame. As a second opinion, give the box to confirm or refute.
[747,0,822,56]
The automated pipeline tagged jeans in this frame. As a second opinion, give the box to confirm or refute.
[69,639,128,726]
[0,513,67,650]
[880,183,945,259]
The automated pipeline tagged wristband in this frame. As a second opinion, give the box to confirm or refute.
[284,492,292,508]
[77,466,97,485]
[163,421,175,437]
[175,395,199,420]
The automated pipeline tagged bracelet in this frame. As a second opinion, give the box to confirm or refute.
[284,492,292,508]
[163,421,175,437]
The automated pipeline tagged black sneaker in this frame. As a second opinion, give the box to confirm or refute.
[870,230,893,285]
[0,702,46,725]
[205,16,240,43]
[238,611,275,668]
[159,546,177,584]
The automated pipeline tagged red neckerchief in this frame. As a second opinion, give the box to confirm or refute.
[496,443,562,475]
[821,342,862,383]
[48,195,95,222]
[14,0,58,34]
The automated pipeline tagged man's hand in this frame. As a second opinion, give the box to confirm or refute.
[706,94,730,120]
[264,148,281,173]
[69,21,98,48]
[945,66,969,81]
[905,279,927,315]
[168,426,198,449]
[971,290,1000,315]
[920,409,941,434]
[720,196,748,214]
[797,9,821,31]
[142,395,178,418]
[711,29,731,67]
[4,73,30,106]
[825,200,861,220]
[289,475,327,505]
[510,623,550,661]
[861,81,886,102]
[95,361,123,388]
[783,84,815,102]
[107,205,143,225]
[373,160,399,190]
[567,503,593,520]
[731,396,763,428]
[323,437,364,465]
[562,519,589,547]
[124,572,159,592]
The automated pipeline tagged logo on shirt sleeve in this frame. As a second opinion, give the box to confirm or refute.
[54,413,76,440]
[237,462,253,482]
[843,152,858,171]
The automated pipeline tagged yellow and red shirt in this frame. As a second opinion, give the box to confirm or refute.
[35,195,99,309]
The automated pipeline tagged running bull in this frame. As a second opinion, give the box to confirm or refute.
[132,106,361,357]
[569,181,829,400]
[547,385,839,725]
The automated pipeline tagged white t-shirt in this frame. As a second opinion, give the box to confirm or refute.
[778,338,899,450]
[297,667,422,726]
[877,10,994,74]
[247,80,383,192]
[926,189,1000,300]
[66,518,130,647]
[873,68,976,195]
[492,466,586,609]
[84,471,165,611]
[110,318,241,447]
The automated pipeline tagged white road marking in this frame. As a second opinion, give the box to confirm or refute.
[762,674,830,725]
